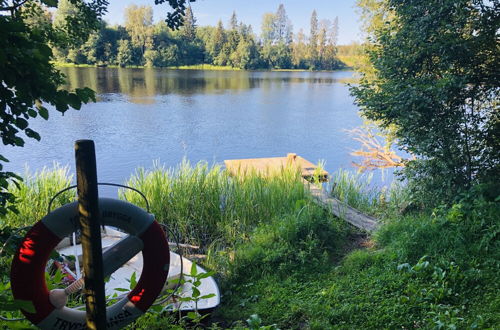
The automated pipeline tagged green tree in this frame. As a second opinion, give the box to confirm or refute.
[274,4,292,45]
[159,44,180,66]
[181,6,196,41]
[0,0,103,216]
[260,5,293,69]
[117,39,133,67]
[124,5,154,63]
[229,11,238,31]
[292,29,308,69]
[308,10,318,69]
[261,12,276,45]
[352,0,500,206]
[208,20,226,62]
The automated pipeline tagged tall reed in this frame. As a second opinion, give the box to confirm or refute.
[120,160,309,249]
[329,168,409,217]
[1,164,74,228]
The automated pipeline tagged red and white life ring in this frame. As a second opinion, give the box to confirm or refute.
[10,198,170,329]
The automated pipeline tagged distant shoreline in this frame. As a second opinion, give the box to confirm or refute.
[53,62,354,72]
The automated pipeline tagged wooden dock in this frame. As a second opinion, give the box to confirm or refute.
[224,154,378,232]
[224,153,328,182]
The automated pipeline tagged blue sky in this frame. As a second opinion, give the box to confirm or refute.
[104,0,362,45]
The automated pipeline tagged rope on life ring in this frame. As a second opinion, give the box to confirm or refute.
[10,198,170,330]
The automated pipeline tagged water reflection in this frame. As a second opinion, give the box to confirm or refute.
[60,67,349,104]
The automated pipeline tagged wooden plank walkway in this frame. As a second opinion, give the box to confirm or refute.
[224,154,379,232]
[305,180,379,232]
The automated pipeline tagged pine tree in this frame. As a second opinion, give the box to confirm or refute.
[275,4,292,45]
[182,6,197,41]
[309,10,318,68]
[229,11,238,30]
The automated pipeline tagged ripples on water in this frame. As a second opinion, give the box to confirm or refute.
[4,68,392,195]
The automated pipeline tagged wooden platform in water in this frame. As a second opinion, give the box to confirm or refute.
[224,153,328,182]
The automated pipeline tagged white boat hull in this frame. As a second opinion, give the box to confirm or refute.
[55,227,220,311]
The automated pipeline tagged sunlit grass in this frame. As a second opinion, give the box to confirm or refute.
[120,160,309,250]
[328,168,409,217]
[2,164,74,228]
[169,64,239,71]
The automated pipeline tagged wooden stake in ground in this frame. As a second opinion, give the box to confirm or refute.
[75,140,107,329]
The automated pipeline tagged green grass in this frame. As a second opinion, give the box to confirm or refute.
[215,187,500,329]
[170,64,238,70]
[1,164,74,228]
[328,168,409,218]
[120,159,310,251]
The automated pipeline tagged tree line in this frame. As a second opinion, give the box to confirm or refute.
[47,1,343,70]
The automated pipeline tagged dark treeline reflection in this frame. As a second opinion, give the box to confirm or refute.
[60,67,344,103]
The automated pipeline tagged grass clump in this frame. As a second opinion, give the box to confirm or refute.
[170,64,239,71]
[329,168,409,218]
[1,164,74,228]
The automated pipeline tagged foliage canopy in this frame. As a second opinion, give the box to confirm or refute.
[0,0,193,216]
[352,0,500,206]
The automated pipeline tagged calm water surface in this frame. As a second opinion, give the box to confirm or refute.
[4,68,389,193]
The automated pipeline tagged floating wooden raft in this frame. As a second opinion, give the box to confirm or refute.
[224,153,328,182]
[224,153,378,232]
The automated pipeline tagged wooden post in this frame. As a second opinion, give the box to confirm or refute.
[75,140,107,329]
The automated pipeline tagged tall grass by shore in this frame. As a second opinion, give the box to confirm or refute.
[120,160,310,250]
[2,164,74,228]
[329,168,409,218]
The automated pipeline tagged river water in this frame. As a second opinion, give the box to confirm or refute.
[3,67,390,192]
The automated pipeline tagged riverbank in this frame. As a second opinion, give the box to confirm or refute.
[1,163,498,328]
[53,62,354,72]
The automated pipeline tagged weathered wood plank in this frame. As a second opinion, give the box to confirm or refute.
[224,153,328,182]
[306,181,379,232]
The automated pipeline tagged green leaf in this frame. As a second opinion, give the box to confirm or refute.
[196,271,214,279]
[186,311,199,320]
[15,118,28,129]
[192,286,200,298]
[25,129,40,141]
[114,288,129,292]
[199,293,216,300]
[38,106,49,120]
[177,296,194,302]
[14,299,36,313]
[190,262,198,277]
[67,93,82,110]
[27,109,37,118]
[129,271,137,289]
